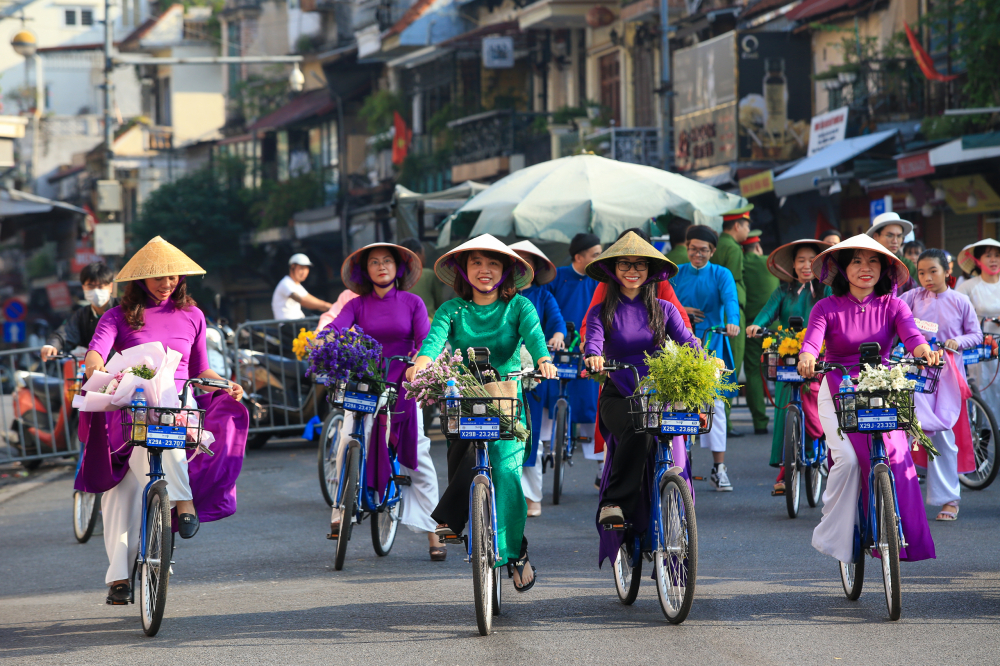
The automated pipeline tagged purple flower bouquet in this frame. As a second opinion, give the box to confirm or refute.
[305,325,384,390]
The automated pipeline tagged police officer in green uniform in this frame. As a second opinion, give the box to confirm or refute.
[741,230,779,434]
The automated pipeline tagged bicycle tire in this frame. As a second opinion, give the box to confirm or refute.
[73,491,100,543]
[613,543,642,605]
[804,439,824,508]
[784,408,801,519]
[333,443,359,571]
[492,562,502,616]
[371,492,402,556]
[552,402,568,505]
[471,481,494,636]
[875,467,902,620]
[140,483,171,636]
[959,394,999,490]
[655,475,697,624]
[839,557,864,600]
[318,411,345,507]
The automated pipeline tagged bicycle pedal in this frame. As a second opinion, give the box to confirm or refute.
[602,522,630,532]
[771,489,785,496]
[575,436,592,442]
[440,533,465,544]
[692,476,706,481]
[391,475,412,486]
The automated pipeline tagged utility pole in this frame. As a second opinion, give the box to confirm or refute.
[103,0,114,181]
[659,0,671,171]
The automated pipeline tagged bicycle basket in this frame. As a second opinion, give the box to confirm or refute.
[770,353,804,383]
[832,388,915,434]
[629,393,714,435]
[439,395,522,441]
[964,337,998,366]
[898,359,941,394]
[121,404,206,449]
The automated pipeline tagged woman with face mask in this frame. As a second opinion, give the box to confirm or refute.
[41,262,118,362]
[745,240,831,494]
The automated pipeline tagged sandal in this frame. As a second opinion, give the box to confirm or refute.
[429,546,447,561]
[598,505,624,525]
[508,555,536,592]
[106,582,130,605]
[434,523,457,538]
[936,503,959,521]
[326,521,340,539]
[526,500,542,517]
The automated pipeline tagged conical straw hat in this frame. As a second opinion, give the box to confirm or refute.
[340,242,422,293]
[957,238,1000,274]
[767,240,831,283]
[585,231,677,283]
[434,234,534,290]
[114,236,206,282]
[810,233,909,288]
[508,240,556,285]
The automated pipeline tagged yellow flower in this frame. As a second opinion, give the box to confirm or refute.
[763,337,774,350]
[795,329,807,343]
[777,337,801,356]
[292,327,316,360]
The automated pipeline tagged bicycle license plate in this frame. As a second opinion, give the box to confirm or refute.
[343,391,379,414]
[459,416,500,439]
[857,408,897,431]
[905,373,928,392]
[963,348,982,366]
[660,412,699,435]
[555,363,578,380]
[146,425,187,449]
[776,366,804,382]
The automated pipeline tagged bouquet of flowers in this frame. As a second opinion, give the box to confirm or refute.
[305,325,384,389]
[292,327,316,361]
[853,363,938,459]
[637,341,740,411]
[403,348,529,441]
[763,326,807,357]
[73,342,183,412]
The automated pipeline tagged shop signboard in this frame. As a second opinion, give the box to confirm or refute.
[931,175,1000,215]
[807,107,849,156]
[674,33,736,170]
[46,282,74,312]
[483,37,514,69]
[739,169,774,198]
[897,152,935,179]
[737,32,812,161]
[675,104,738,173]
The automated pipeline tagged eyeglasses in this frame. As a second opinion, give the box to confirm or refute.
[368,258,396,268]
[687,246,712,256]
[616,260,649,272]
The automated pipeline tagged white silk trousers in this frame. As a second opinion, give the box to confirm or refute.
[811,381,859,563]
[400,409,439,533]
[699,399,728,453]
[925,429,960,506]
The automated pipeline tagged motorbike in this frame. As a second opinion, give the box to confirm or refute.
[11,351,83,470]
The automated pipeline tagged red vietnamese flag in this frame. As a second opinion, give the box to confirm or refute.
[904,23,958,82]
[392,111,412,165]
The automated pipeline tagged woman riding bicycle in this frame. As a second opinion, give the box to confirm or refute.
[797,234,941,564]
[745,239,831,494]
[956,239,1000,431]
[327,242,444,560]
[77,237,248,604]
[582,233,699,545]
[900,248,982,521]
[405,234,557,591]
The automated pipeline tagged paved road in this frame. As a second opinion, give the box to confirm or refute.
[2,408,999,665]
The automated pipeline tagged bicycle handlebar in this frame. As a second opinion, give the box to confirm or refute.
[600,362,641,386]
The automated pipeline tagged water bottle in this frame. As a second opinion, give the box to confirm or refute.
[646,388,661,430]
[890,342,905,363]
[838,375,857,430]
[73,364,86,394]
[131,388,148,443]
[444,379,461,434]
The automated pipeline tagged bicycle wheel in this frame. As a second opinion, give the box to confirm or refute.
[139,483,172,637]
[73,491,100,543]
[804,440,824,508]
[655,475,697,624]
[959,394,999,490]
[333,443,359,571]
[492,563,502,616]
[371,492,403,556]
[471,481,494,636]
[783,408,801,519]
[839,557,864,600]
[318,411,345,506]
[874,467,902,620]
[613,543,642,605]
[552,402,568,505]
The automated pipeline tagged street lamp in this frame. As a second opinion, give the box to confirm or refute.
[11,30,43,188]
[289,63,305,93]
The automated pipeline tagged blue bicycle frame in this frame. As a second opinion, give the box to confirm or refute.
[620,434,684,567]
[781,376,826,470]
[334,395,404,520]
[135,450,166,581]
[852,431,907,562]
[467,441,501,564]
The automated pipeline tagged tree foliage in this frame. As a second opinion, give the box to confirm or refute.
[922,0,1000,108]
[358,90,406,135]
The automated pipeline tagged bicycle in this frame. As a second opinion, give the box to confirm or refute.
[817,344,932,621]
[957,318,1000,490]
[119,376,231,636]
[600,362,702,624]
[756,318,828,518]
[327,355,412,570]
[317,402,345,506]
[435,347,526,636]
[537,321,592,504]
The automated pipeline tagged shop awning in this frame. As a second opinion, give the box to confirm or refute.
[772,130,897,197]
[0,189,86,217]
[928,135,1000,167]
[398,0,475,47]
[248,89,336,132]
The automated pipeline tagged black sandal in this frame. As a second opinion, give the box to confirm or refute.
[508,555,536,592]
[106,582,130,605]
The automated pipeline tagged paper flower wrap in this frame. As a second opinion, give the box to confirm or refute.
[72,342,184,412]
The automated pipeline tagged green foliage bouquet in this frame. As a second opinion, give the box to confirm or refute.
[637,341,740,411]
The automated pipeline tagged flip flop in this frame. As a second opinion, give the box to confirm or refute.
[936,504,959,521]
[429,546,447,561]
[508,555,536,592]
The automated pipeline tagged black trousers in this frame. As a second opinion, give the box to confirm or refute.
[430,438,528,561]
[599,381,656,521]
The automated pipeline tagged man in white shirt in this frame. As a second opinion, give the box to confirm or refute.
[271,253,333,320]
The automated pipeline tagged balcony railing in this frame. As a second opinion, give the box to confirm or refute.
[447,109,551,167]
[587,126,660,167]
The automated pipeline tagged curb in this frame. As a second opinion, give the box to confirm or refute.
[0,469,72,505]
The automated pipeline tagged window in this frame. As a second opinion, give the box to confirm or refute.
[65,9,77,25]
[81,9,93,25]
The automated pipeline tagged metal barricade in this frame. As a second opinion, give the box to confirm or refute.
[0,347,81,467]
[232,317,327,440]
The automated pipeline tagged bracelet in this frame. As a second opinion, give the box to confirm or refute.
[539,359,554,365]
